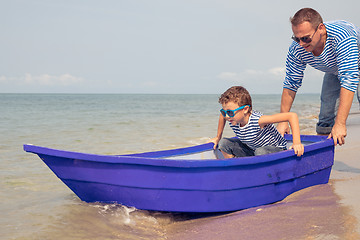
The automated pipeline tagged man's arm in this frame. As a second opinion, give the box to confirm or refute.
[331,34,359,145]
[330,87,354,145]
[277,88,297,135]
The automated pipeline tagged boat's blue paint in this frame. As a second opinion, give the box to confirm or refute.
[23,134,334,212]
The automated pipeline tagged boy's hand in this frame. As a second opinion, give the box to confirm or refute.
[209,137,221,150]
[289,144,304,157]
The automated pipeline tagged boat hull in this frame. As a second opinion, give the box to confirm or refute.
[24,135,334,212]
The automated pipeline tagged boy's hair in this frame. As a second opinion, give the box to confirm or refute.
[219,86,252,111]
[290,8,323,29]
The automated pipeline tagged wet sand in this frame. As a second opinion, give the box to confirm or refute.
[332,111,360,236]
[165,110,360,240]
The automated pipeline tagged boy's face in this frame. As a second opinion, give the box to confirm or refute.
[221,101,249,126]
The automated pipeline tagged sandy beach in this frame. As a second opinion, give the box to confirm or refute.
[1,94,359,239]
[165,108,360,240]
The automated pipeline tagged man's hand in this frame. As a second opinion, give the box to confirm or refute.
[328,87,353,146]
[277,122,290,136]
[278,88,296,136]
[328,123,347,146]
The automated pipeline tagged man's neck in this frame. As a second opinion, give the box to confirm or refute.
[312,31,327,56]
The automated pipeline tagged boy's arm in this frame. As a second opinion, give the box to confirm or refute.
[209,114,226,149]
[259,112,304,156]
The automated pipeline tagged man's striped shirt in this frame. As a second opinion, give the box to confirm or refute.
[229,110,287,151]
[284,20,360,93]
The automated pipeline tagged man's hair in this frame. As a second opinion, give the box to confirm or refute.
[219,86,252,110]
[290,8,323,29]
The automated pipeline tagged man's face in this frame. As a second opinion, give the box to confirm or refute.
[292,21,324,54]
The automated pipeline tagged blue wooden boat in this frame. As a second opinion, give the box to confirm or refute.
[23,134,334,213]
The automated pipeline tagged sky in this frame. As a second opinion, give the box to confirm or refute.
[1,0,360,94]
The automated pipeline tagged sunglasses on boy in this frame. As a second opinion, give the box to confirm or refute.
[220,105,250,117]
[291,24,319,44]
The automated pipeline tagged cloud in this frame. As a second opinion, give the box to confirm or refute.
[1,73,83,86]
[24,73,83,86]
[216,66,325,94]
[217,72,240,81]
[217,67,285,82]
[215,67,287,94]
[268,67,286,76]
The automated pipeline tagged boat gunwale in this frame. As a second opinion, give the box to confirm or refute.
[23,134,334,168]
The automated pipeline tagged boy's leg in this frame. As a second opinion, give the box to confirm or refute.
[218,138,254,158]
[254,146,284,156]
[316,73,340,135]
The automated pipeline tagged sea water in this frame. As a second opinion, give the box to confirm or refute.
[0,93,331,239]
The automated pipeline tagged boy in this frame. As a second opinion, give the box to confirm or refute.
[210,86,304,158]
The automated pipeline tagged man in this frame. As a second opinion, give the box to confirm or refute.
[277,8,360,146]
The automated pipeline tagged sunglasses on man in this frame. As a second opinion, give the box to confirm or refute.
[291,24,319,43]
[220,105,250,117]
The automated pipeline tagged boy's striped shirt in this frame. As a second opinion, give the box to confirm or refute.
[229,110,287,151]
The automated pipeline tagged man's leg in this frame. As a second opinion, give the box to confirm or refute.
[357,78,360,107]
[316,73,341,135]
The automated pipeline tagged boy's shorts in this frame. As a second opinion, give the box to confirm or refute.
[218,137,284,158]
